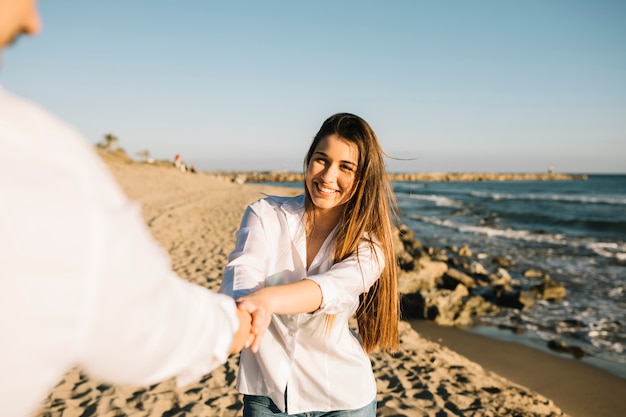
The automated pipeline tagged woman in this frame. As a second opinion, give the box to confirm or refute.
[220,113,399,416]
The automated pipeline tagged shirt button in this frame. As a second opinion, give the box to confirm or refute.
[288,331,294,337]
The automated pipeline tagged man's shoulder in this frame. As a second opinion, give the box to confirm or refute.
[0,87,125,204]
[0,86,90,158]
[0,87,77,132]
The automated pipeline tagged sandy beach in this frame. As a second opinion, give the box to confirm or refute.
[32,152,625,417]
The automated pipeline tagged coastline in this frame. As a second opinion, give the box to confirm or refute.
[32,153,618,416]
[208,170,588,184]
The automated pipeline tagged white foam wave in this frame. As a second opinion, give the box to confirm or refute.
[409,215,626,262]
[397,193,463,207]
[408,214,568,244]
[470,191,626,205]
[586,242,626,261]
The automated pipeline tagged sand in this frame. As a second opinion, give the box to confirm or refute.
[32,153,622,416]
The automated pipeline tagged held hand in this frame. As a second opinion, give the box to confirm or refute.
[235,292,273,353]
[228,306,253,355]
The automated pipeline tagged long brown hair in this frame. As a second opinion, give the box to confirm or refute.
[304,113,400,353]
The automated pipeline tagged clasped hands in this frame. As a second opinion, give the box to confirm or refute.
[228,290,273,354]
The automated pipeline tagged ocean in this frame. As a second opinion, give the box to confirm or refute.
[267,174,626,379]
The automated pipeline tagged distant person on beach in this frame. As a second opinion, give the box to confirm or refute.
[0,1,252,416]
[220,113,400,416]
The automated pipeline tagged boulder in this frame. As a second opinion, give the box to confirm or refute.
[458,244,472,257]
[492,256,514,269]
[523,268,544,279]
[398,258,447,294]
[547,340,585,359]
[442,267,476,290]
[488,267,512,286]
[497,289,536,310]
[469,261,488,276]
[402,285,473,326]
[534,278,567,301]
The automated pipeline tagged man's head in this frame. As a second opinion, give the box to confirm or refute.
[0,0,41,49]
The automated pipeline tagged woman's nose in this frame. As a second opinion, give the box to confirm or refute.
[321,164,338,183]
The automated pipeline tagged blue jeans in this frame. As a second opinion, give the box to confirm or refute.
[243,394,376,417]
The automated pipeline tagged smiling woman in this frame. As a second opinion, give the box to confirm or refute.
[219,113,400,416]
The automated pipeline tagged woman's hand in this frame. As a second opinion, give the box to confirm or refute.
[235,279,323,353]
[236,290,274,353]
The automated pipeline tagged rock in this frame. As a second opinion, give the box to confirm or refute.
[397,250,415,271]
[458,244,472,257]
[442,267,476,290]
[431,248,449,262]
[398,225,423,253]
[492,256,513,269]
[523,268,544,279]
[401,292,438,321]
[547,340,585,359]
[402,285,476,326]
[393,225,425,262]
[488,268,512,286]
[534,279,567,301]
[497,289,536,310]
[398,224,415,241]
[469,261,488,276]
[462,295,500,319]
[398,258,447,294]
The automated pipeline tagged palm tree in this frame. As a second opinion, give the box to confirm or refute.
[101,133,118,152]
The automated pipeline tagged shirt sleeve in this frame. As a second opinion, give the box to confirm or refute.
[78,192,240,387]
[219,204,270,299]
[306,240,385,315]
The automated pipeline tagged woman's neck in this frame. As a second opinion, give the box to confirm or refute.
[306,207,341,236]
[305,208,341,269]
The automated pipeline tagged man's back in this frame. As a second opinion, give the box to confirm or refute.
[0,86,241,417]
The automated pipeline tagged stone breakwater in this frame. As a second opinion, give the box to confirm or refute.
[212,171,588,183]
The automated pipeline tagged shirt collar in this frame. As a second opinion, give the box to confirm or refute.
[263,193,305,216]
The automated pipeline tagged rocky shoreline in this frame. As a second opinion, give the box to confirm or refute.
[213,171,588,184]
[392,224,587,359]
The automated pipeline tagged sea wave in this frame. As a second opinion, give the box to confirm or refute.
[469,191,626,205]
[408,214,567,244]
[408,214,626,262]
[586,242,626,261]
[395,192,463,207]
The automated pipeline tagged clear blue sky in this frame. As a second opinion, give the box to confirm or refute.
[2,0,625,173]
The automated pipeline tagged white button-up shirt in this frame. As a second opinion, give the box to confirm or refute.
[0,86,239,417]
[220,195,384,414]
